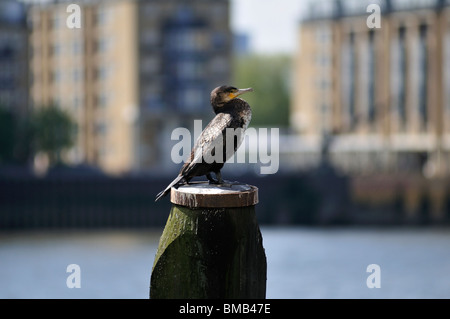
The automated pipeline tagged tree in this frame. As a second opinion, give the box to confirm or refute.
[233,54,291,128]
[32,105,77,165]
[0,107,16,162]
[0,106,35,165]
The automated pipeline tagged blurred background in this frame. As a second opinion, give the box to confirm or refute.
[1,0,450,298]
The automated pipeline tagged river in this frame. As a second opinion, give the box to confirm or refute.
[0,227,449,298]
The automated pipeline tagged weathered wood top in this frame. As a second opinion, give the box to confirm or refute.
[170,182,258,208]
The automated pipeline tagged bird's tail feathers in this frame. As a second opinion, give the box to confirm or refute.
[155,175,185,202]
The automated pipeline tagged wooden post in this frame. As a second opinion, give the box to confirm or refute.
[150,182,266,299]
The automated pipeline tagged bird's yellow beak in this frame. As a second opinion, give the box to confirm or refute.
[229,87,253,99]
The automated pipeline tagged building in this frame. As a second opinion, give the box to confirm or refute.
[29,0,137,173]
[28,0,231,174]
[292,0,450,176]
[0,1,29,117]
[137,0,231,171]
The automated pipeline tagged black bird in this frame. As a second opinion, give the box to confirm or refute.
[155,85,253,201]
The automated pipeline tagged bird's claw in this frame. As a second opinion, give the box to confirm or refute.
[211,180,241,188]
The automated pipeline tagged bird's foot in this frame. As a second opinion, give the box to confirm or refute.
[207,180,231,188]
[218,182,233,188]
[215,180,243,188]
[207,172,222,185]
[206,174,223,185]
[173,178,189,189]
[206,172,242,188]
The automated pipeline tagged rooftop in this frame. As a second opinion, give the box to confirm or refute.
[304,0,450,21]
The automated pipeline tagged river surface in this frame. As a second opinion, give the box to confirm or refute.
[0,227,449,299]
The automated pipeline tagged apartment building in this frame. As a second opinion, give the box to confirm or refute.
[28,0,231,174]
[0,1,29,117]
[292,0,450,176]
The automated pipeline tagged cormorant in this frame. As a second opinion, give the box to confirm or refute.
[155,85,253,201]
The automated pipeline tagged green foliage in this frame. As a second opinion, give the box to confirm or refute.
[233,54,291,128]
[0,108,16,162]
[32,105,77,164]
[0,104,76,166]
[0,107,35,164]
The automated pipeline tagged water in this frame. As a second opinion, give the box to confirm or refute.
[0,227,449,299]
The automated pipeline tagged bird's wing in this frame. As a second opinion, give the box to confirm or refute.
[181,113,232,176]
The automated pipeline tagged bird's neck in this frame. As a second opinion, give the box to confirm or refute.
[211,98,247,114]
[212,102,226,114]
[210,98,227,114]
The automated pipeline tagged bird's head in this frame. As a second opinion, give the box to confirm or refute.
[210,85,253,111]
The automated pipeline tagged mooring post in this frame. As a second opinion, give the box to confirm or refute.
[150,182,266,299]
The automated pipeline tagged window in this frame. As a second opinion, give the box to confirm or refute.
[52,43,61,56]
[96,6,113,27]
[95,120,109,135]
[97,37,113,53]
[143,4,160,19]
[72,95,81,109]
[143,92,163,111]
[72,41,82,55]
[52,70,62,82]
[98,93,109,108]
[0,63,13,88]
[177,87,204,112]
[348,32,356,129]
[397,26,407,127]
[177,60,204,79]
[212,32,226,50]
[141,56,159,74]
[446,32,450,116]
[141,30,159,48]
[418,24,428,129]
[210,56,227,75]
[166,29,209,52]
[341,34,352,130]
[97,65,112,81]
[162,10,209,112]
[211,3,227,21]
[316,27,331,43]
[321,102,331,133]
[52,14,61,30]
[73,68,82,82]
[143,84,163,111]
[368,30,376,123]
[0,91,12,107]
